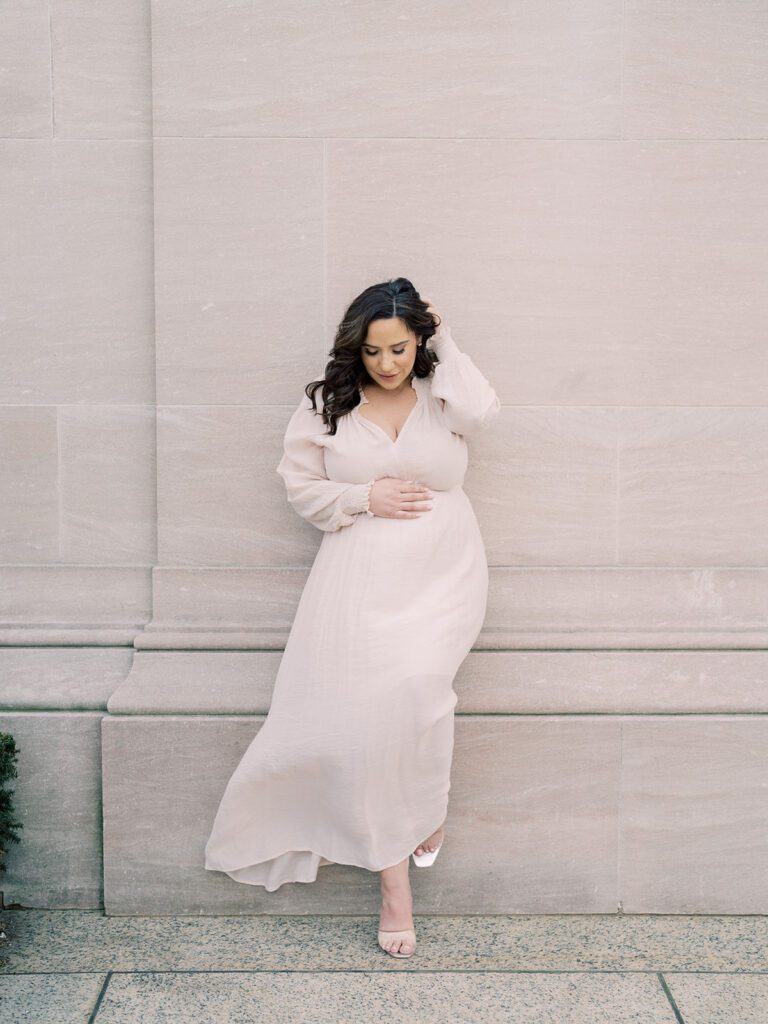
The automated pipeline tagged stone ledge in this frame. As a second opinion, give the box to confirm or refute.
[105,649,768,716]
[0,647,132,710]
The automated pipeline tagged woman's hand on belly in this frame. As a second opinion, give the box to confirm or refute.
[369,476,434,520]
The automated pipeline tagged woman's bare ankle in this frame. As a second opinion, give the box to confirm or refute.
[379,857,412,898]
[379,875,412,932]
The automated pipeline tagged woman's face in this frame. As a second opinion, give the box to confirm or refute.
[361,317,419,390]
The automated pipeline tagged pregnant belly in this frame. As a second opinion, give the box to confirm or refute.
[359,486,486,604]
[361,486,489,671]
[309,484,489,676]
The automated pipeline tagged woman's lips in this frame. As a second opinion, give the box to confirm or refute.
[378,372,398,378]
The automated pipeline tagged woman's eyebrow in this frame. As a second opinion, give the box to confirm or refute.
[364,340,410,349]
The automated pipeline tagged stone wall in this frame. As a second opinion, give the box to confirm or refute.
[1,0,767,914]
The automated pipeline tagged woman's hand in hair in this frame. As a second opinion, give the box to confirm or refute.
[420,294,449,339]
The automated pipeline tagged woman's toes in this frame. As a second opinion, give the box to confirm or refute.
[414,824,445,857]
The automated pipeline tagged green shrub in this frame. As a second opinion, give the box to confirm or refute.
[0,733,23,873]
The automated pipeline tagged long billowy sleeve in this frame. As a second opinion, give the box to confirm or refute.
[276,394,375,532]
[429,326,501,437]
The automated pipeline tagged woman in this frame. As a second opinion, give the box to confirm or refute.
[204,278,500,958]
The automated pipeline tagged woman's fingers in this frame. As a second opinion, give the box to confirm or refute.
[399,479,433,512]
[370,477,434,517]
[401,479,433,497]
[421,293,441,322]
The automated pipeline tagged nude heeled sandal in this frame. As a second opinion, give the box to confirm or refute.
[412,840,443,867]
[377,927,417,958]
[378,829,444,956]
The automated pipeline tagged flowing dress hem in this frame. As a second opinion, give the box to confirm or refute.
[204,812,447,893]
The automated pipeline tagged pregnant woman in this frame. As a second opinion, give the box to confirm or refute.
[204,277,500,958]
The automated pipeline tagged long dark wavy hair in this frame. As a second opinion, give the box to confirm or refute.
[305,277,442,436]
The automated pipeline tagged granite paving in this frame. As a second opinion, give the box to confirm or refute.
[1,911,766,1022]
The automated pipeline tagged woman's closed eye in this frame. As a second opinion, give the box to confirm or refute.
[365,347,407,357]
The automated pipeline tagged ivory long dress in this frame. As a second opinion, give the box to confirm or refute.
[204,327,500,891]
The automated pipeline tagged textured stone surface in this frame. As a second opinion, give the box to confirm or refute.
[106,650,768,716]
[101,711,768,915]
[2,909,765,974]
[326,139,768,406]
[102,713,620,915]
[141,566,768,648]
[0,566,151,635]
[89,972,680,1024]
[458,650,768,714]
[153,139,325,409]
[623,2,768,139]
[150,2,623,139]
[0,713,104,909]
[48,0,152,138]
[0,406,58,561]
[664,973,768,1024]
[620,716,768,913]
[59,404,156,564]
[0,1,51,137]
[156,405,308,567]
[483,568,768,645]
[2,909,767,1023]
[0,974,107,1024]
[0,140,154,407]
[0,647,131,711]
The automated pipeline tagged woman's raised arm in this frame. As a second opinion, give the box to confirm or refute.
[428,326,501,437]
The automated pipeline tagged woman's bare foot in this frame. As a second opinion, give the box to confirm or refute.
[414,822,445,858]
[378,856,415,956]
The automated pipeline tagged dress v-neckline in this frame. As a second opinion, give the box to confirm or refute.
[355,375,420,446]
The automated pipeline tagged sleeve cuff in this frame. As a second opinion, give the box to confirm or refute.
[340,479,376,518]
[429,326,462,361]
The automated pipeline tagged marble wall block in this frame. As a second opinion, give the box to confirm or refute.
[150,0,623,139]
[153,138,326,408]
[623,0,768,138]
[0,0,53,137]
[1,140,155,406]
[620,716,768,913]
